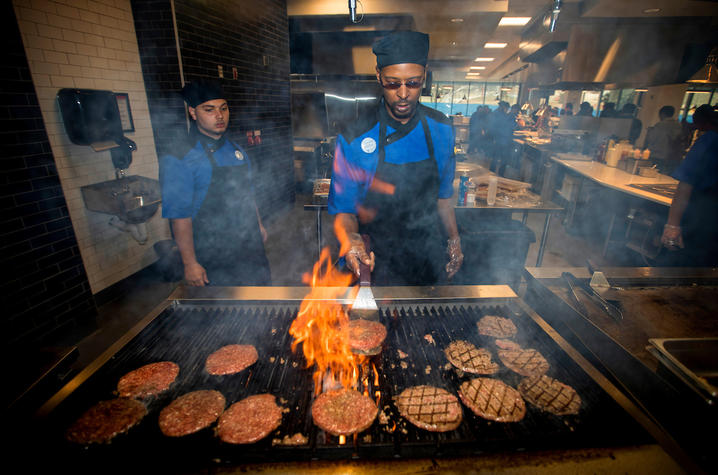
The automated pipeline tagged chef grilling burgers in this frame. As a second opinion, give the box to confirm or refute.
[328,31,463,285]
[159,80,271,286]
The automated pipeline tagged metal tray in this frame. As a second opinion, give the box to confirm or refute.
[648,338,718,405]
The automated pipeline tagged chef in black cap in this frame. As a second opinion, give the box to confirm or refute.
[159,80,271,286]
[328,31,463,285]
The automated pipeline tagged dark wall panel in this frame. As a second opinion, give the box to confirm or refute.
[1,2,96,348]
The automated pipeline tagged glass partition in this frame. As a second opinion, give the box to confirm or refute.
[423,81,521,115]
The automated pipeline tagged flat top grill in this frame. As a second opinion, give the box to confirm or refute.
[36,294,651,472]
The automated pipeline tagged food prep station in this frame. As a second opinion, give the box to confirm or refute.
[20,284,703,473]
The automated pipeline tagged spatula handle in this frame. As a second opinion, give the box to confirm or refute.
[359,234,371,286]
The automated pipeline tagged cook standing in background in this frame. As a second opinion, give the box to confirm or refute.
[159,80,271,286]
[328,31,463,285]
[643,105,688,175]
[660,104,718,266]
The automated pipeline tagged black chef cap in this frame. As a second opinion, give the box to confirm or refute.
[372,31,430,69]
[181,80,225,108]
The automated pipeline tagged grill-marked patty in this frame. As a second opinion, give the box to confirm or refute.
[518,375,582,415]
[495,339,550,377]
[205,344,258,375]
[65,398,147,444]
[444,340,499,374]
[458,378,526,422]
[216,394,283,444]
[347,319,387,355]
[477,315,517,338]
[159,390,226,437]
[395,385,462,432]
[116,361,179,399]
[311,388,378,436]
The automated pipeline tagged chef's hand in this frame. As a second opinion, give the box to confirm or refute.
[184,261,209,286]
[661,224,684,250]
[445,237,464,279]
[345,232,375,277]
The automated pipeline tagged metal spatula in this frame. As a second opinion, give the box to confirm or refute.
[349,234,379,321]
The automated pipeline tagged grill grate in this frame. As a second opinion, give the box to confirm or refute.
[42,301,651,469]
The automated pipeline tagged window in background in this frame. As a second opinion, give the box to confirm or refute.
[679,89,715,123]
[500,84,520,106]
[484,83,501,110]
[581,90,602,116]
[451,82,470,116]
[467,82,485,116]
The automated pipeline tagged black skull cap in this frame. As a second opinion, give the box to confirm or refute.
[181,80,225,107]
[372,31,430,69]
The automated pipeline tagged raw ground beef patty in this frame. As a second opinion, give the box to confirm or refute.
[65,398,147,444]
[216,394,283,444]
[458,378,526,422]
[159,390,226,437]
[116,361,179,399]
[395,385,462,432]
[347,319,387,355]
[311,388,378,436]
[476,315,517,338]
[205,344,258,375]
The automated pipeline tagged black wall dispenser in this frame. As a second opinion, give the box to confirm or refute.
[57,88,136,171]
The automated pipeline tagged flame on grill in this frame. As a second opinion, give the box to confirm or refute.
[289,247,367,394]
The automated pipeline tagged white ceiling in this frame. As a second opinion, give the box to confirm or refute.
[287,0,718,81]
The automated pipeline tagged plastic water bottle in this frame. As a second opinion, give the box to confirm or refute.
[487,176,498,206]
[458,172,469,206]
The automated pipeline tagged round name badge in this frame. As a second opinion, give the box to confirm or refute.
[235,150,244,161]
[361,137,377,154]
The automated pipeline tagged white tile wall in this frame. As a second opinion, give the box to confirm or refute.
[13,0,172,294]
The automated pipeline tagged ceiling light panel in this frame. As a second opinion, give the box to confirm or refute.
[498,17,531,26]
[474,57,495,62]
[484,43,507,48]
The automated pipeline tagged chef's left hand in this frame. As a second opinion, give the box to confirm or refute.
[445,237,463,279]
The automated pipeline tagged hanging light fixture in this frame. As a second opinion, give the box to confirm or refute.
[687,47,718,84]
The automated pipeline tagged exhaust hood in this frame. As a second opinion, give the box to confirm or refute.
[687,47,718,84]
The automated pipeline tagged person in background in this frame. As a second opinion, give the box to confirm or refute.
[328,31,463,286]
[159,80,271,286]
[486,101,516,176]
[643,105,688,175]
[618,103,642,144]
[510,103,521,120]
[561,103,574,116]
[600,102,616,118]
[469,105,490,154]
[577,101,594,117]
[660,105,718,266]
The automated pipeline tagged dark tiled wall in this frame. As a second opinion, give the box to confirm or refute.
[131,0,294,216]
[0,3,96,348]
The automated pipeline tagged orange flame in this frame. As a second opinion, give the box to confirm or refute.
[289,247,367,394]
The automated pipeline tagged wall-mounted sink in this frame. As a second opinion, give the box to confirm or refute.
[81,175,161,224]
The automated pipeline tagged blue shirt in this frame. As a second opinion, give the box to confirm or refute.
[672,131,718,192]
[328,104,455,215]
[160,136,253,219]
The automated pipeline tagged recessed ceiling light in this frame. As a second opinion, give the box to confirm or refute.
[451,18,464,23]
[642,8,661,14]
[474,57,495,62]
[634,88,648,92]
[484,42,508,48]
[469,66,486,70]
[498,17,531,26]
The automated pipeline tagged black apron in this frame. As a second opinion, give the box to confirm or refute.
[192,138,271,286]
[679,183,718,266]
[359,106,445,286]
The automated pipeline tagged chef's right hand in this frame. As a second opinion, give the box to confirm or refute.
[345,232,375,277]
[184,261,209,286]
[661,224,684,250]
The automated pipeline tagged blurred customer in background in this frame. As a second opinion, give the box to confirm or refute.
[561,103,574,116]
[618,103,642,144]
[643,105,688,175]
[660,105,718,266]
[469,105,490,155]
[486,101,516,176]
[577,101,594,117]
[600,102,616,118]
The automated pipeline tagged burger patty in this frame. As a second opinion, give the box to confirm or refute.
[159,390,226,437]
[444,340,499,374]
[495,339,550,377]
[347,319,387,355]
[205,344,258,376]
[311,388,378,436]
[216,394,283,444]
[458,378,526,422]
[65,398,147,444]
[518,375,582,416]
[116,361,179,399]
[395,385,462,432]
[477,315,517,338]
